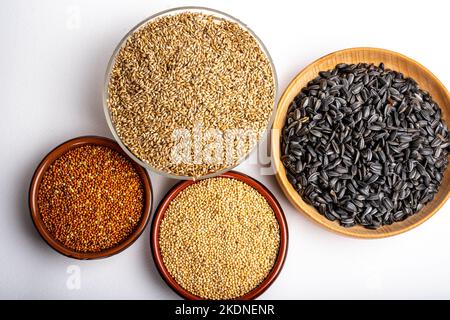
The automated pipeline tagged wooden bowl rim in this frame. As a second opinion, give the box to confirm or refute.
[150,170,288,300]
[29,135,153,259]
[271,47,450,239]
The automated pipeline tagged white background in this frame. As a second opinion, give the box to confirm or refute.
[1,0,450,299]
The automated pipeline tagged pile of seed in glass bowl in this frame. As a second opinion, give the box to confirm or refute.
[281,62,450,229]
[107,12,276,178]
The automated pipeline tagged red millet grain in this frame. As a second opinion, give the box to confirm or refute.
[38,144,144,253]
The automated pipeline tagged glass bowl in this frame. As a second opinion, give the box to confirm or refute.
[103,6,278,180]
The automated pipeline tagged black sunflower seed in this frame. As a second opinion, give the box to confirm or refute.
[281,62,449,229]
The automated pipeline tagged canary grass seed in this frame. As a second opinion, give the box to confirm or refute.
[159,177,280,300]
[108,12,276,178]
[38,145,144,252]
[282,63,450,229]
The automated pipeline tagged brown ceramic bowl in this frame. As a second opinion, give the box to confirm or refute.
[151,171,288,300]
[29,136,153,259]
[272,47,450,238]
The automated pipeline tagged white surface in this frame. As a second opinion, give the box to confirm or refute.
[1,0,450,300]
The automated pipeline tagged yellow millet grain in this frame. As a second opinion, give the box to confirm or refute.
[159,177,280,300]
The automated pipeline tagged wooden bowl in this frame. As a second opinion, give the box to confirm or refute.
[272,47,450,238]
[29,136,153,259]
[150,171,288,300]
